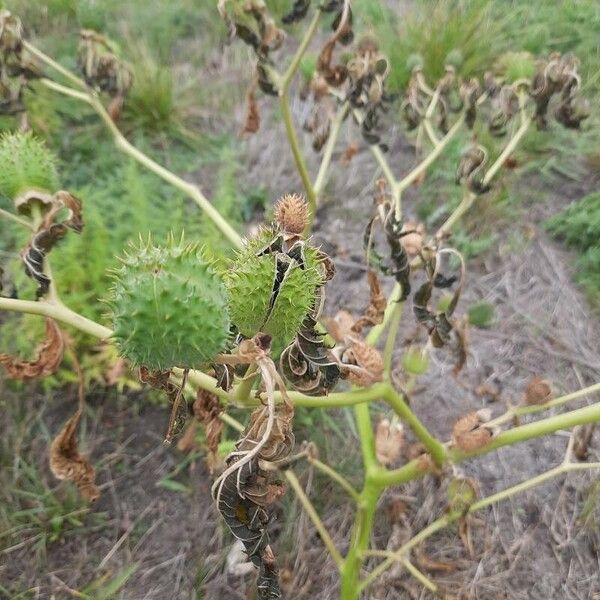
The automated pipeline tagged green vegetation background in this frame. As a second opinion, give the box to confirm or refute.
[0,0,598,366]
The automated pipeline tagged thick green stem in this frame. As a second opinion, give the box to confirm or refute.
[437,105,531,239]
[277,7,322,232]
[382,302,403,377]
[281,8,321,90]
[232,364,258,403]
[486,381,600,429]
[374,399,600,488]
[313,102,350,196]
[383,386,446,466]
[0,297,111,339]
[340,395,383,598]
[396,112,465,195]
[450,400,600,462]
[279,92,318,228]
[340,477,380,600]
[366,283,402,346]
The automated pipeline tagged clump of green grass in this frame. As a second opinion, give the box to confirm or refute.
[0,397,108,564]
[352,0,508,91]
[546,192,600,308]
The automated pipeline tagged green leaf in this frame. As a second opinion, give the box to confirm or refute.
[157,478,191,493]
[467,301,496,328]
[83,564,139,600]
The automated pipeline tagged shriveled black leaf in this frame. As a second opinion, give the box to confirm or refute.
[21,191,83,298]
[282,0,311,24]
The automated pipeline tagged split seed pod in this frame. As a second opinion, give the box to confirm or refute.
[452,411,492,451]
[225,226,323,355]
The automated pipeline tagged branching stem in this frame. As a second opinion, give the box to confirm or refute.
[313,101,350,196]
[360,461,600,591]
[27,55,242,248]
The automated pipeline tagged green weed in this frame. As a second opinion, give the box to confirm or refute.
[546,192,600,308]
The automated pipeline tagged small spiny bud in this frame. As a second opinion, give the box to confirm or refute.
[274,193,309,236]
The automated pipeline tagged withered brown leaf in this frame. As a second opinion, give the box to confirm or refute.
[0,318,64,379]
[452,411,492,451]
[327,310,355,343]
[375,418,404,466]
[21,191,83,297]
[341,335,384,386]
[340,141,359,165]
[194,389,224,472]
[352,270,386,333]
[523,376,552,405]
[49,407,99,502]
[240,80,260,136]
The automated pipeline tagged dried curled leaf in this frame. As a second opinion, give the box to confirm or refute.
[0,318,64,379]
[282,0,311,24]
[50,407,99,502]
[213,343,294,600]
[280,317,341,395]
[413,249,465,351]
[375,418,404,466]
[241,80,260,136]
[0,11,43,116]
[327,309,355,343]
[22,191,83,297]
[459,78,481,129]
[455,142,490,194]
[399,221,424,257]
[452,411,492,451]
[77,29,133,99]
[195,389,224,472]
[523,376,552,405]
[337,334,384,386]
[363,194,412,300]
[352,269,386,333]
[488,85,519,137]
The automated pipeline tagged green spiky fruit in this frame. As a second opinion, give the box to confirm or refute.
[109,237,230,370]
[225,228,323,355]
[0,132,59,202]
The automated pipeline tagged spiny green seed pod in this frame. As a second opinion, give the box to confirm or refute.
[108,236,230,370]
[225,228,323,355]
[0,132,59,213]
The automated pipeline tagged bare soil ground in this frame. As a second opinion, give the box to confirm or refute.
[2,31,600,600]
